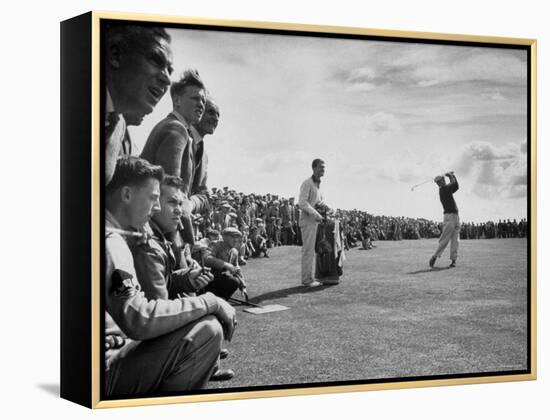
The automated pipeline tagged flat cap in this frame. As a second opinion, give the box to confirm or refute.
[222,227,242,237]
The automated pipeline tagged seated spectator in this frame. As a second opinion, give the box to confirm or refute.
[250,218,269,258]
[241,225,255,259]
[198,228,221,248]
[203,227,247,300]
[130,175,214,299]
[104,157,237,394]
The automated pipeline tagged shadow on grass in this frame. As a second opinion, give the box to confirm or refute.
[407,267,451,275]
[249,284,335,304]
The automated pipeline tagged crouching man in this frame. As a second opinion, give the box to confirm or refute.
[203,227,247,300]
[104,156,237,396]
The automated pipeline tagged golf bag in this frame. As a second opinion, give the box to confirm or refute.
[315,219,344,284]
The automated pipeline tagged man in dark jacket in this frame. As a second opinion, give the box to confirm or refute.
[429,172,460,268]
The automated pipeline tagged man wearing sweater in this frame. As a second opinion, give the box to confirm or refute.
[104,156,236,396]
[429,172,460,268]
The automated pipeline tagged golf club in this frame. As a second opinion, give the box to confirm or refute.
[229,297,264,308]
[410,171,454,191]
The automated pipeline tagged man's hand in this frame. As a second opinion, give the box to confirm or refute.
[190,259,201,271]
[224,263,240,275]
[105,334,125,350]
[238,277,247,290]
[314,213,324,223]
[188,267,214,290]
[105,338,139,371]
[214,298,237,341]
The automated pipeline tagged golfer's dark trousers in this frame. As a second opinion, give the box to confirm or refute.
[105,315,222,397]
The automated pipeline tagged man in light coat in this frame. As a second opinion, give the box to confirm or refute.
[298,159,327,287]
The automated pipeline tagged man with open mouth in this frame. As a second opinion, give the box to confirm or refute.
[104,24,173,186]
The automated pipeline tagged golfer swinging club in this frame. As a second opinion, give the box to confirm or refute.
[429,171,460,268]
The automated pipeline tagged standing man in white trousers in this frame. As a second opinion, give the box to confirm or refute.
[429,172,460,268]
[299,159,327,287]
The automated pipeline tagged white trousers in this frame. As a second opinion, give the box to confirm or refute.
[434,213,460,260]
[300,222,318,284]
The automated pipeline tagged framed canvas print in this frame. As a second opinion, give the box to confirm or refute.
[60,11,537,409]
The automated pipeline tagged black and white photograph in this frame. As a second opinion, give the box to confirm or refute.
[101,17,533,402]
[7,0,550,417]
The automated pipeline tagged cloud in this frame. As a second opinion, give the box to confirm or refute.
[398,171,418,183]
[454,140,527,199]
[348,82,377,92]
[482,89,505,101]
[335,45,526,94]
[347,67,377,82]
[255,151,309,174]
[507,185,528,199]
[461,141,518,163]
[511,174,528,186]
[417,79,440,87]
[375,168,395,181]
[364,112,401,133]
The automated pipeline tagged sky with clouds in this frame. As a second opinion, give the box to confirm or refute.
[128,27,529,223]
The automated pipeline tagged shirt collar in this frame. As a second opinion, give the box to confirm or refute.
[190,125,204,144]
[148,219,172,242]
[105,209,146,233]
[105,209,122,229]
[171,110,191,131]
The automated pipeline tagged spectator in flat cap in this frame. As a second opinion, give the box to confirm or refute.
[280,198,296,245]
[237,199,252,229]
[228,212,238,227]
[265,200,281,248]
[247,194,258,221]
[202,227,246,300]
[220,203,234,230]
[289,197,300,245]
[249,219,269,258]
[198,228,221,251]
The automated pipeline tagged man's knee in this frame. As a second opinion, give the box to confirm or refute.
[183,315,223,351]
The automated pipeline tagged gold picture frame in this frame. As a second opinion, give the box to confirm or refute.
[60,10,536,409]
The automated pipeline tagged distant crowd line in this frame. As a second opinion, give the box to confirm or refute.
[188,187,529,255]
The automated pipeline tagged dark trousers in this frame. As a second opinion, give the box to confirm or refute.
[204,271,242,300]
[105,315,222,397]
[281,227,295,245]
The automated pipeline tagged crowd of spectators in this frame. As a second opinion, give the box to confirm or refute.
[186,189,529,256]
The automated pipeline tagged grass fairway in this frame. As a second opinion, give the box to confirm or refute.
[211,238,528,390]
